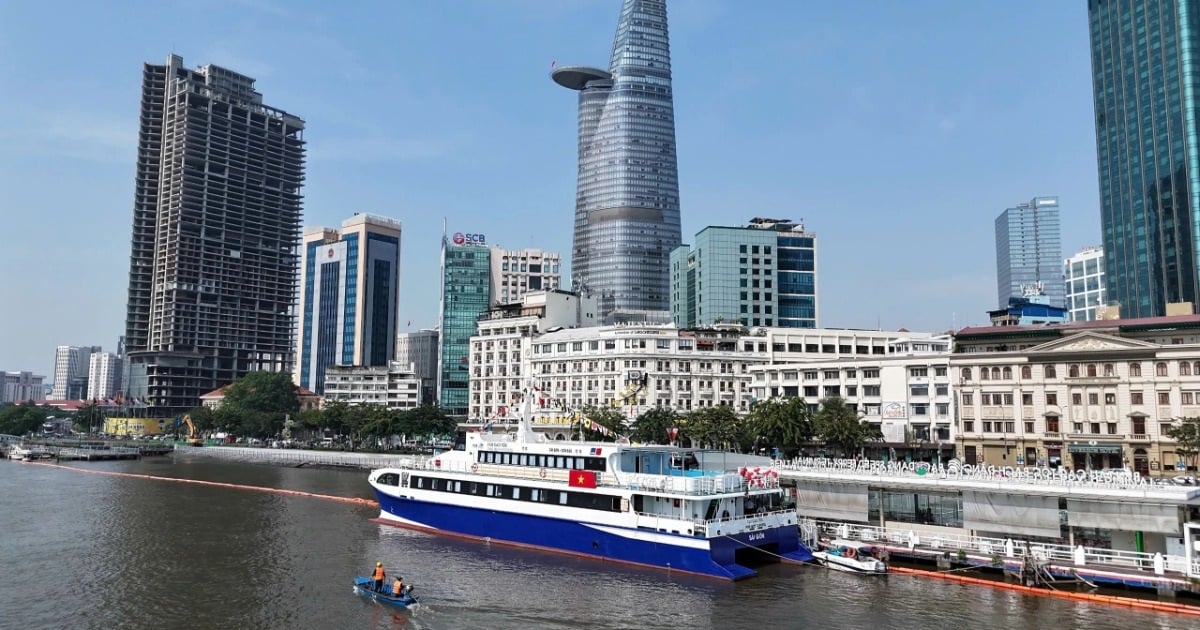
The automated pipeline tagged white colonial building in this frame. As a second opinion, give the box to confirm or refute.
[952,314,1200,475]
[750,335,955,460]
[323,361,422,410]
[470,312,951,440]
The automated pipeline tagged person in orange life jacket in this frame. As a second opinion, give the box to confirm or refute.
[391,576,404,597]
[372,561,386,592]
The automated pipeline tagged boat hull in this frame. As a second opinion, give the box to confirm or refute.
[812,551,888,575]
[374,491,810,580]
[352,577,418,608]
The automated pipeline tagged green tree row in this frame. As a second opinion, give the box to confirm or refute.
[180,372,455,442]
[579,395,883,456]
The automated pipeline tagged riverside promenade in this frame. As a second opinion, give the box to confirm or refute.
[173,445,428,470]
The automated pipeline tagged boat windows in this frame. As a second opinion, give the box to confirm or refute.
[475,450,608,472]
[378,473,400,486]
[408,475,621,512]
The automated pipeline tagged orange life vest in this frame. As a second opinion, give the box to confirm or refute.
[372,566,385,581]
[392,580,403,595]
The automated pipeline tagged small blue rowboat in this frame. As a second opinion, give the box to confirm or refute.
[352,577,419,608]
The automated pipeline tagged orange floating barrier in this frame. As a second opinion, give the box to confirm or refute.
[28,461,379,507]
[888,565,1200,616]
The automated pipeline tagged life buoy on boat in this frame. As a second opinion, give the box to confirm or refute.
[471,463,479,473]
[844,547,857,559]
[539,468,547,479]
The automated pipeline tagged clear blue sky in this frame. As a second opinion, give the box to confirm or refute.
[0,0,1099,379]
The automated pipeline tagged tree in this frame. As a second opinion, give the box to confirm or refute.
[744,397,813,457]
[0,403,51,436]
[218,371,299,438]
[631,408,679,445]
[75,402,103,434]
[1166,417,1200,471]
[683,405,742,450]
[579,405,628,442]
[813,395,881,457]
[405,405,456,440]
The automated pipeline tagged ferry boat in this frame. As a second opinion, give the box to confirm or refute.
[367,384,813,580]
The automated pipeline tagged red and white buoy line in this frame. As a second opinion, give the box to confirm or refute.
[26,460,379,507]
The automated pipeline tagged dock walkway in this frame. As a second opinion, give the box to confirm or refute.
[806,519,1200,594]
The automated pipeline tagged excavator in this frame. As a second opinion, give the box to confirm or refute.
[183,415,204,447]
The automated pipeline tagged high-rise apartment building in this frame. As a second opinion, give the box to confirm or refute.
[295,214,402,394]
[438,239,491,416]
[87,352,124,401]
[1065,246,1108,322]
[396,329,439,405]
[122,55,305,414]
[670,218,818,329]
[489,246,561,306]
[995,196,1064,308]
[1089,0,1200,317]
[50,345,100,400]
[553,0,682,319]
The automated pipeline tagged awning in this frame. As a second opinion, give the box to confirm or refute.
[1067,444,1122,454]
[795,482,869,522]
[1066,499,1180,534]
[963,491,1061,538]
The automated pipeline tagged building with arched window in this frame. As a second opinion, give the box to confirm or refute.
[952,314,1200,475]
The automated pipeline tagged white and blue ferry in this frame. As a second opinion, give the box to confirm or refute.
[367,386,812,580]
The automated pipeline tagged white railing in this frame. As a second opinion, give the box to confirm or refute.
[809,519,1197,578]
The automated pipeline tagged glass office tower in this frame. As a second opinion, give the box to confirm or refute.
[994,196,1064,309]
[437,241,491,417]
[1089,0,1200,317]
[670,218,818,329]
[553,0,682,319]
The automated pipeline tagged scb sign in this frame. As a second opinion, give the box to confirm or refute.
[452,232,486,246]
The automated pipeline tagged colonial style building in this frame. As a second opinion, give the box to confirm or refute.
[470,312,949,440]
[750,335,955,461]
[323,361,422,410]
[951,314,1200,475]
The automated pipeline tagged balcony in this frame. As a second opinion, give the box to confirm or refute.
[1065,433,1126,441]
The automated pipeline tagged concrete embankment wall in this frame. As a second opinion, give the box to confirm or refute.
[174,446,426,470]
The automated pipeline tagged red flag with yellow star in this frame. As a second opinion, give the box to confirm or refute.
[568,469,596,489]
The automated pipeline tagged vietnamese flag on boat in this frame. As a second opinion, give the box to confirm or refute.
[569,469,597,488]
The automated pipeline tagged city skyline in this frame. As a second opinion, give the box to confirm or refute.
[0,1,1102,377]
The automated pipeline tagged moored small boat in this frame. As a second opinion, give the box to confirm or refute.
[812,539,888,575]
[352,577,419,608]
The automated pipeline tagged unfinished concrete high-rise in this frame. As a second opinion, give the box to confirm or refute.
[123,55,306,415]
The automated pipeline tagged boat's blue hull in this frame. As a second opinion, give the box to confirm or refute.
[373,492,812,580]
[353,577,418,608]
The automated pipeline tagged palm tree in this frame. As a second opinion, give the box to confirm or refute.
[745,397,813,457]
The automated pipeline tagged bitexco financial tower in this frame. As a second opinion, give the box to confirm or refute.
[554,0,682,319]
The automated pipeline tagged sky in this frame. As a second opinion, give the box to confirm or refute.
[0,0,1101,379]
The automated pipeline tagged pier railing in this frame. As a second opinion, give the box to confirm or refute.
[808,519,1199,578]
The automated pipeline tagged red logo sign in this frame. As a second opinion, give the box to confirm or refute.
[452,232,465,245]
[327,248,335,258]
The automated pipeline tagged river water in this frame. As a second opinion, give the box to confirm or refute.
[0,455,1191,630]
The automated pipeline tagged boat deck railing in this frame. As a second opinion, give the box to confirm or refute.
[809,519,1200,579]
[424,459,779,496]
[631,508,798,538]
